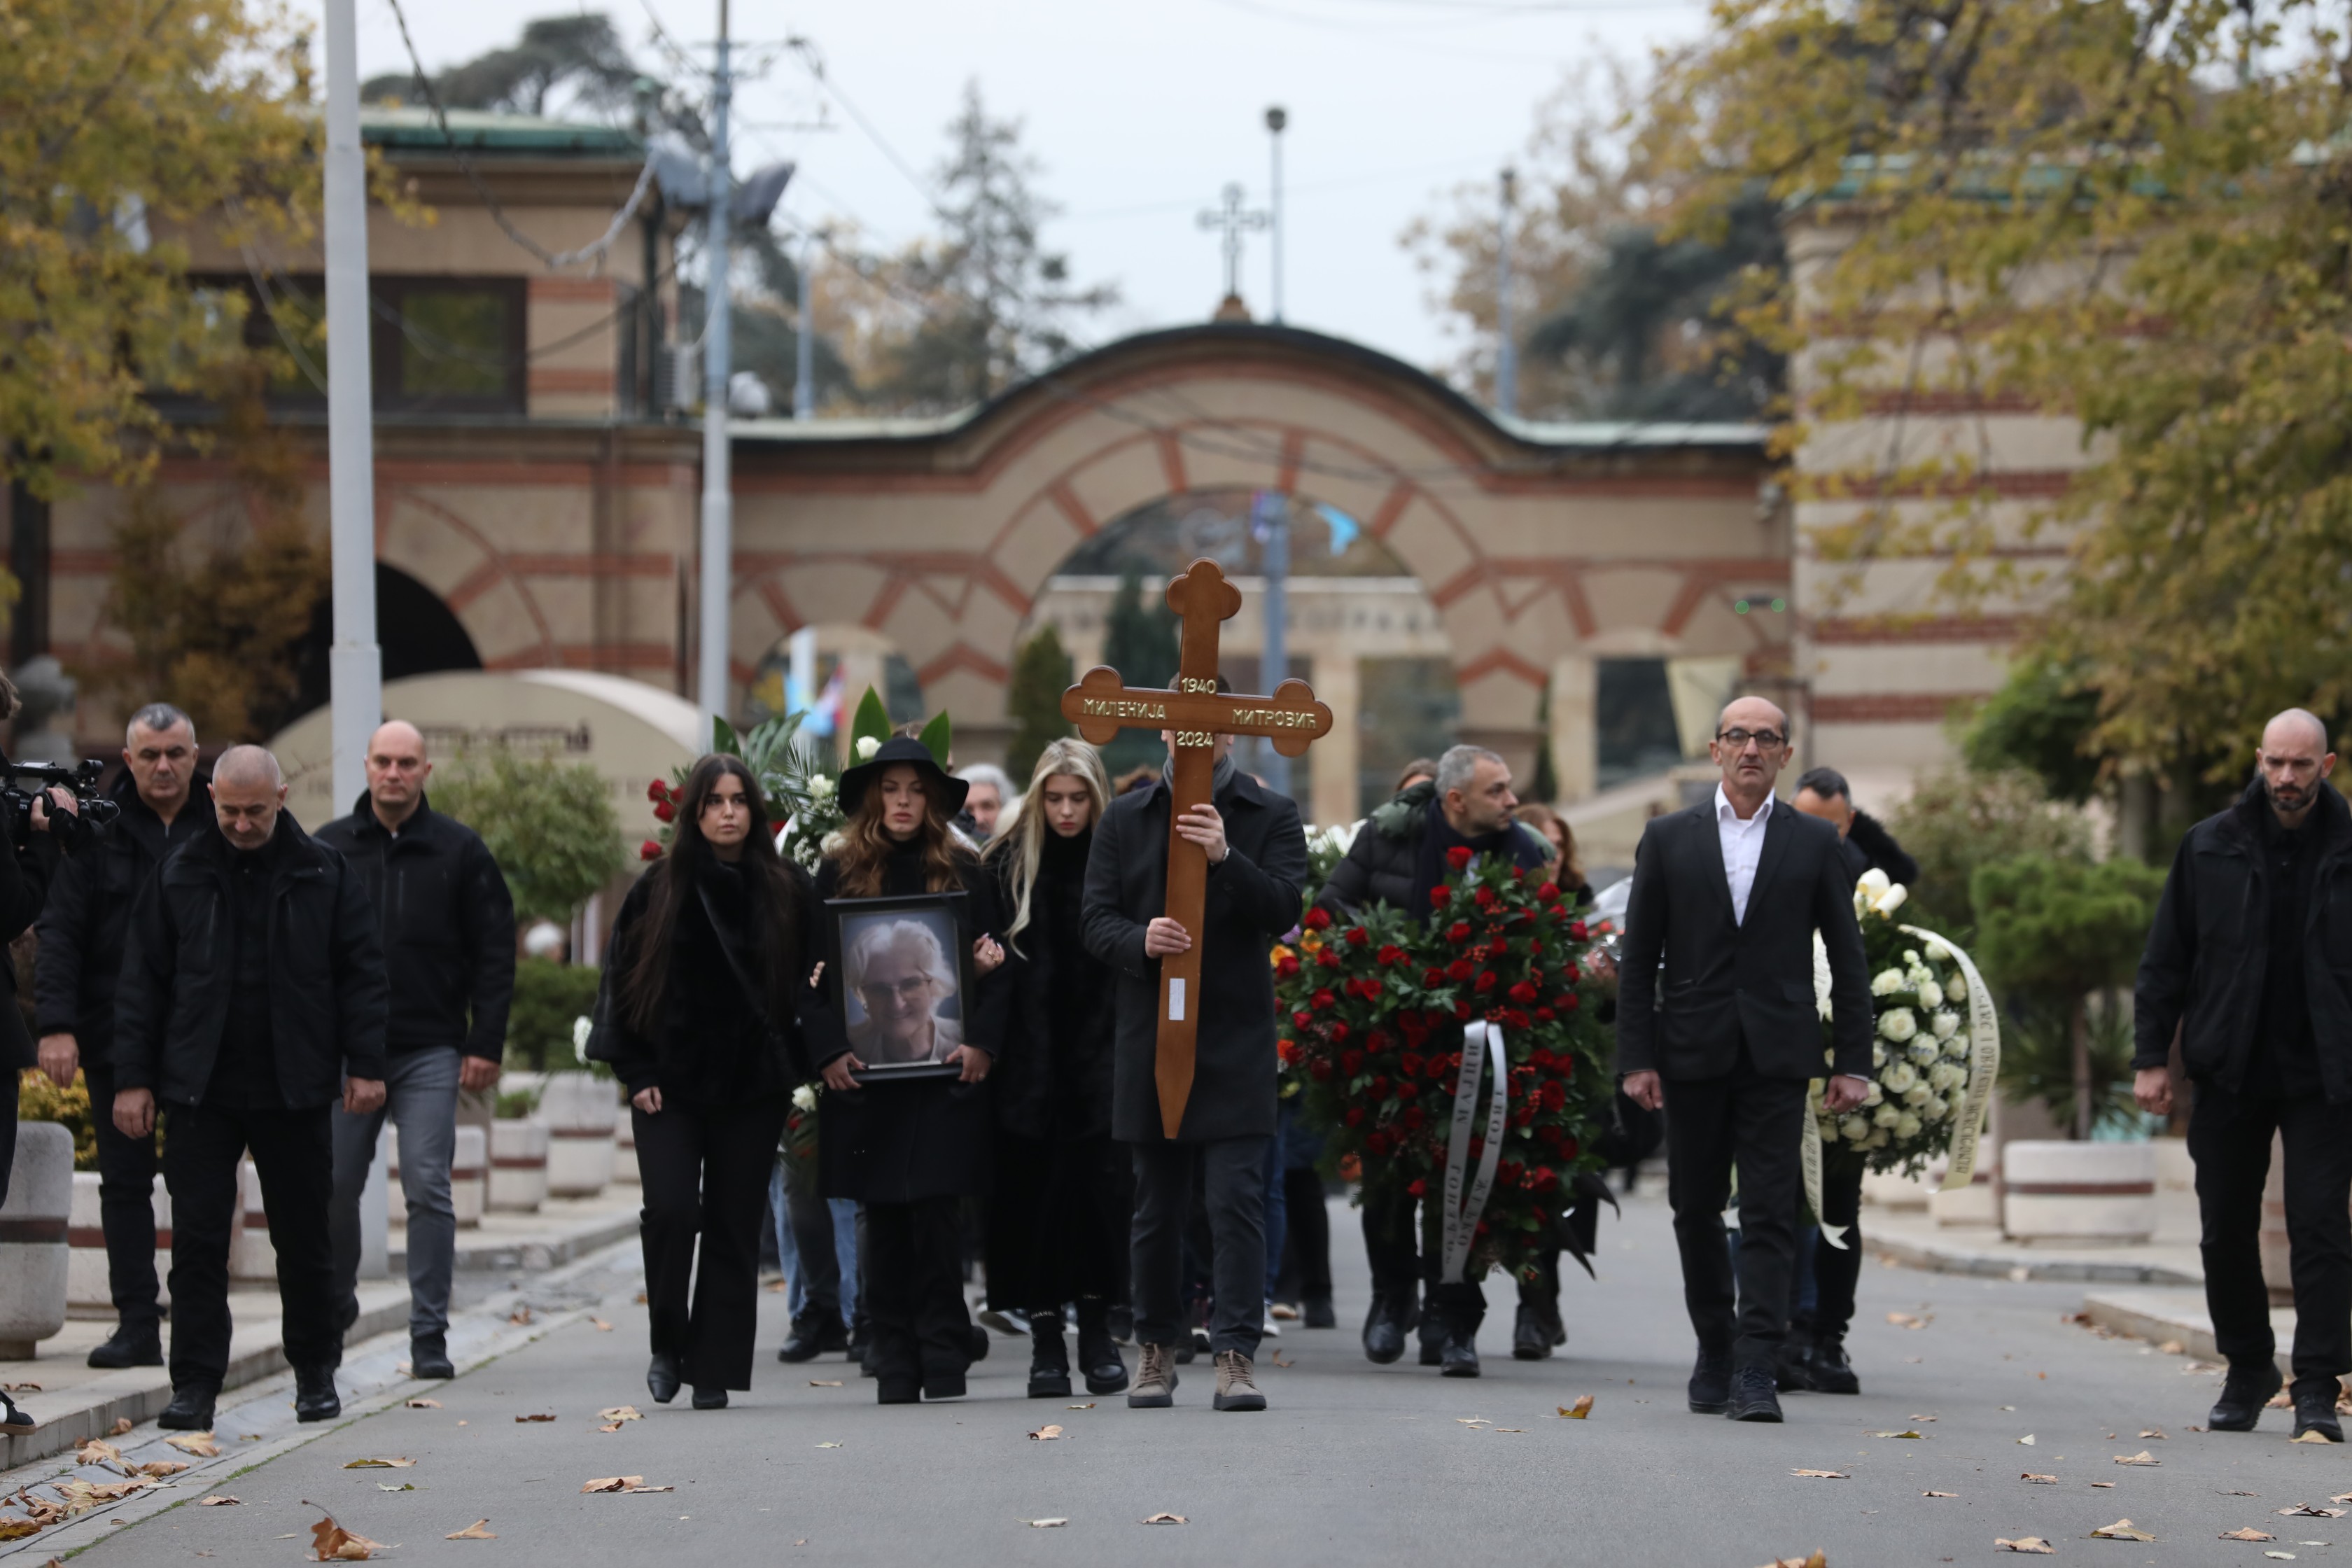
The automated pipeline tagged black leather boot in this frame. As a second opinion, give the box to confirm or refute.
[1074,1297,1129,1394]
[410,1333,454,1380]
[1303,1294,1336,1329]
[160,1384,216,1430]
[294,1365,341,1423]
[647,1352,682,1404]
[2209,1359,2284,1432]
[1774,1330,1816,1393]
[2292,1378,2344,1442]
[1027,1310,1073,1399]
[777,1313,827,1363]
[1439,1329,1481,1378]
[1688,1347,1732,1414]
[1807,1336,1860,1395]
[1362,1291,1410,1364]
[1513,1303,1553,1362]
[87,1320,164,1370]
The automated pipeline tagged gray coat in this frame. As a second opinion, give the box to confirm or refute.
[1082,769,1308,1143]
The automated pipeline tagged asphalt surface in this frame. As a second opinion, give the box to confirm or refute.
[35,1188,2352,1567]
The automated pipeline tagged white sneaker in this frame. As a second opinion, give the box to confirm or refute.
[1261,1314,1282,1337]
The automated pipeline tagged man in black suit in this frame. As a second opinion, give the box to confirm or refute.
[1618,696,1873,1423]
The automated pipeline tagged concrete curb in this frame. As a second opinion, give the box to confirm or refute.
[396,1207,639,1276]
[2081,1287,2297,1380]
[1870,1231,2202,1286]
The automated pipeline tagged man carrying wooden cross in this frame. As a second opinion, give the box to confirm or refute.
[1081,684,1310,1414]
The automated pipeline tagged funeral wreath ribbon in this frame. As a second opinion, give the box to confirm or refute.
[1440,1018,1510,1284]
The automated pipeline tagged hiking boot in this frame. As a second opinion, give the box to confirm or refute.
[2209,1360,2284,1432]
[87,1320,163,1370]
[294,1365,341,1424]
[1027,1310,1072,1399]
[1129,1343,1178,1408]
[2292,1378,2345,1443]
[410,1333,455,1380]
[1807,1336,1860,1395]
[1074,1298,1129,1395]
[777,1313,829,1363]
[1362,1292,1410,1364]
[1513,1303,1553,1362]
[1688,1347,1733,1414]
[1212,1349,1267,1411]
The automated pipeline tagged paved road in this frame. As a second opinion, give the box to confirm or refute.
[31,1189,2351,1566]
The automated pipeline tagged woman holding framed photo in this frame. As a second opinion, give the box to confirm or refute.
[814,734,1009,1404]
[981,739,1130,1399]
[593,755,816,1410]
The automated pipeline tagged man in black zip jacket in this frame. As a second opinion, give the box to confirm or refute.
[112,746,388,1432]
[316,720,515,1381]
[34,703,213,1371]
[2135,708,2352,1442]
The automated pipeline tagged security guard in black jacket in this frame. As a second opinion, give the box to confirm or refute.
[113,746,388,1433]
[33,704,213,1371]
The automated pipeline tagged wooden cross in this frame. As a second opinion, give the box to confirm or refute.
[1062,557,1334,1138]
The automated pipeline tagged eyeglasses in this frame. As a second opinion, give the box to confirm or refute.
[1716,728,1787,751]
[858,976,937,1003]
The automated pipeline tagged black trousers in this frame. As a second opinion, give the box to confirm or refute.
[0,1086,13,1210]
[865,1196,973,1387]
[1280,1166,1331,1300]
[85,1065,164,1329]
[2192,1079,2352,1385]
[1662,1055,1808,1366]
[985,1130,1127,1312]
[1132,1136,1266,1358]
[1802,1152,1866,1344]
[162,1100,339,1392]
[1363,1182,1493,1334]
[634,1093,790,1392]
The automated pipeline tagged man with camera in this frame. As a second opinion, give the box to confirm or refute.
[317,720,514,1382]
[34,704,211,1371]
[113,746,388,1431]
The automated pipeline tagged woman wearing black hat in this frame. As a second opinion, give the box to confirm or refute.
[594,755,817,1410]
[815,736,1009,1404]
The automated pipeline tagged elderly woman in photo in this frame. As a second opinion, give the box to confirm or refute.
[846,918,962,1065]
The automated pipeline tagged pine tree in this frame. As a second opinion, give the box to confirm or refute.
[1004,624,1074,785]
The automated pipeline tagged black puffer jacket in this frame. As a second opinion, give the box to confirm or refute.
[1317,780,1554,921]
[112,814,388,1108]
[990,828,1115,1142]
[0,752,60,1072]
[2134,779,2352,1100]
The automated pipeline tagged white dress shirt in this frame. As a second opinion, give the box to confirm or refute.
[1714,783,1770,925]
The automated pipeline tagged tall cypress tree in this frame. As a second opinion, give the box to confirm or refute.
[1004,623,1074,784]
[1098,567,1179,775]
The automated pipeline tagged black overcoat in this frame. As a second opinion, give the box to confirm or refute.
[1082,768,1308,1144]
[989,830,1116,1142]
[809,846,1009,1203]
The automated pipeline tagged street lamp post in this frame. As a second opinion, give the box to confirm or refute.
[1265,106,1287,324]
[1496,166,1518,420]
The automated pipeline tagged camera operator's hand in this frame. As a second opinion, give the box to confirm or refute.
[28,785,77,834]
[113,1087,155,1139]
[37,1032,77,1088]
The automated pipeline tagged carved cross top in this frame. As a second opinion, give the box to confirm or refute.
[1061,557,1332,1138]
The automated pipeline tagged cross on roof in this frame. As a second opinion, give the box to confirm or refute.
[1197,183,1270,303]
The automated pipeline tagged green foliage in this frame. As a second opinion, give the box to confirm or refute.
[1100,567,1178,775]
[361,14,638,116]
[1004,624,1074,785]
[18,1068,98,1170]
[1963,656,2106,806]
[505,955,603,1074]
[1997,995,2142,1141]
[1969,855,2164,1008]
[435,751,625,925]
[493,1084,542,1120]
[1882,768,2093,943]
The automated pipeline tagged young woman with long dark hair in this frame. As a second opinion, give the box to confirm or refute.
[813,736,1008,1404]
[593,755,816,1410]
[980,739,1128,1399]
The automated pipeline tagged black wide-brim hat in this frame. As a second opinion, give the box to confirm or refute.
[836,734,969,821]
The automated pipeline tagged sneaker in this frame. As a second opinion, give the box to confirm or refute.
[87,1321,163,1370]
[1129,1343,1178,1408]
[1807,1337,1860,1396]
[1269,1301,1301,1321]
[1212,1349,1267,1411]
[0,1388,34,1436]
[1726,1363,1784,1423]
[1261,1313,1283,1338]
[1688,1348,1732,1414]
[2292,1378,2345,1443]
[2209,1359,2284,1432]
[159,1384,217,1431]
[1303,1294,1337,1329]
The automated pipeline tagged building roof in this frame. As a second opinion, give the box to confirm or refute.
[359,105,641,158]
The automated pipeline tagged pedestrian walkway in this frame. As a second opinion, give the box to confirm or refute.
[1863,1206,2202,1286]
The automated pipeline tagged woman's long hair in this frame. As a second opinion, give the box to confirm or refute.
[832,762,965,897]
[615,754,803,1034]
[1513,801,1585,889]
[986,738,1110,954]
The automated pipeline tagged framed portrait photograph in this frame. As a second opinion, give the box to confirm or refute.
[825,892,973,1084]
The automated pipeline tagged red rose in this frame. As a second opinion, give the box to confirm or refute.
[1400,1051,1424,1077]
[1277,1039,1302,1065]
[1558,992,1581,1013]
[646,779,669,802]
[1292,1010,1312,1030]
[652,799,677,823]
[1378,944,1406,967]
[1339,1049,1366,1077]
[1395,1079,1418,1101]
[1474,1221,1490,1238]
[1276,954,1301,979]
[1309,1058,1332,1082]
[1530,1047,1555,1070]
[1513,864,1527,881]
[1560,1137,1580,1161]
[1536,881,1559,902]
[1406,1177,1427,1198]
[1304,907,1333,930]
[1474,970,1499,994]
[1447,921,1471,944]
[1317,947,1341,970]
[1403,1105,1425,1130]
[1537,1124,1563,1148]
[1474,886,1497,909]
[1365,1130,1390,1157]
[1345,1107,1366,1128]
[1452,1000,1474,1021]
[1446,846,1474,871]
[1330,1022,1351,1044]
[1569,920,1588,941]
[1562,962,1581,984]
[1446,958,1474,983]
[1368,1075,1391,1100]
[1508,980,1539,1006]
[1496,1159,1522,1187]
[1429,887,1450,908]
[1558,1054,1574,1079]
[1367,1028,1394,1052]
[1345,926,1371,947]
[1536,1166,1560,1192]
[1426,1054,1448,1080]
[1540,1082,1567,1112]
[1535,1007,1555,1023]
[1513,1103,1536,1127]
[1422,967,1446,988]
[1310,988,1336,1011]
[638,839,662,861]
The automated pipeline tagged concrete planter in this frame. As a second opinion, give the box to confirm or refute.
[67,1170,170,1315]
[451,1124,487,1228]
[1862,1165,1937,1210]
[1931,1166,1998,1227]
[542,1072,617,1198]
[0,1121,74,1357]
[2003,1140,2157,1242]
[612,1108,638,1186]
[487,1118,549,1213]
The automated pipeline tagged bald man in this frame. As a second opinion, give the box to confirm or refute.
[2136,707,2352,1441]
[113,745,388,1431]
[316,720,515,1381]
[1616,695,1872,1424]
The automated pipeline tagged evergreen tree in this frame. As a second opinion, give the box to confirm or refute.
[1098,568,1179,776]
[1003,624,1074,785]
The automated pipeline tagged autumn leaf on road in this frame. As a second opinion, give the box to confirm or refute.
[164,1433,220,1457]
[509,1306,533,1325]
[108,1418,132,1436]
[1922,1491,1958,1498]
[75,1438,122,1467]
[1751,1555,1827,1568]
[2139,1427,2166,1439]
[137,1461,189,1478]
[0,1520,41,1542]
[808,1380,844,1388]
[1559,1395,1594,1419]
[2016,1434,2036,1446]
[1270,1350,1294,1368]
[1067,1404,1096,1410]
[514,1414,556,1423]
[2278,1505,2348,1518]
[1789,1469,1848,1479]
[307,1508,387,1562]
[2291,1429,2334,1444]
[197,1496,241,1507]
[1866,1431,1924,1439]
[446,1520,497,1539]
[1886,1311,1933,1330]
[1141,1513,1188,1525]
[589,1318,612,1331]
[1995,1538,2055,1554]
[598,1406,643,1423]
[341,1458,416,1469]
[2091,1519,2156,1541]
[2020,1474,2058,1484]
[2225,1528,2280,1541]
[1029,1425,1063,1441]
[581,1476,644,1493]
[2114,1451,2160,1466]
[405,1398,441,1410]
[1024,1518,1068,1528]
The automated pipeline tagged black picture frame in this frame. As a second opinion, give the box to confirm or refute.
[824,890,972,1084]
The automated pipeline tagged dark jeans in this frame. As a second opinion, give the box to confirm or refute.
[866,1196,973,1386]
[328,1046,461,1343]
[1131,1136,1267,1358]
[0,1084,13,1210]
[776,1156,855,1329]
[1279,1166,1331,1301]
[84,1065,164,1330]
[162,1100,340,1392]
[634,1093,790,1392]
[2192,1079,2352,1384]
[1662,1056,1808,1367]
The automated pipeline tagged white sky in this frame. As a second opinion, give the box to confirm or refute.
[301,0,1717,378]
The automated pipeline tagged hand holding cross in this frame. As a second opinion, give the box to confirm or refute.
[1062,557,1333,1137]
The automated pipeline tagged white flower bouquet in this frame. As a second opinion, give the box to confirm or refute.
[1819,869,1980,1175]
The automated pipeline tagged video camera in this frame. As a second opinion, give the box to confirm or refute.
[1,758,120,851]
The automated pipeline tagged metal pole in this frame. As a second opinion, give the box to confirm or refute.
[1265,106,1287,324]
[1496,166,1518,420]
[696,0,734,727]
[1257,491,1292,799]
[794,230,815,419]
[323,0,379,813]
